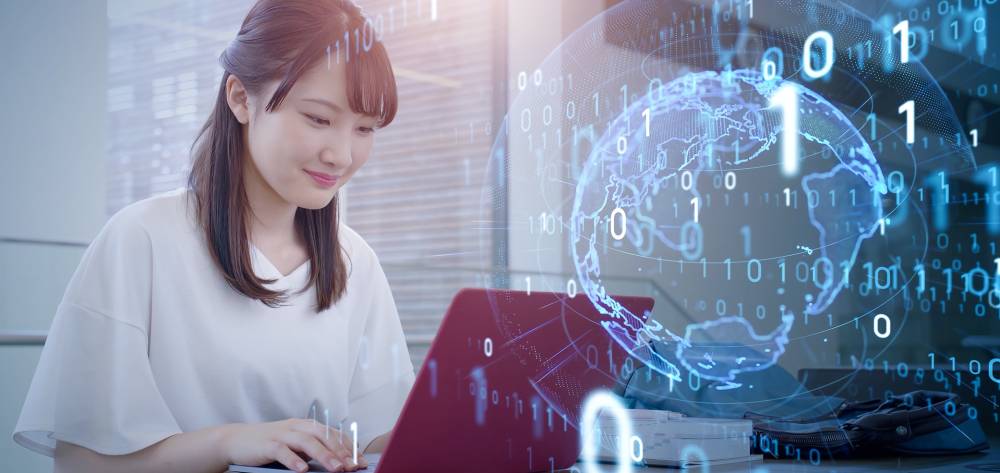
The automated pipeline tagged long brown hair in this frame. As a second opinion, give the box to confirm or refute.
[188,0,397,311]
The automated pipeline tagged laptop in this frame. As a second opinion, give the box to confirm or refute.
[231,287,655,472]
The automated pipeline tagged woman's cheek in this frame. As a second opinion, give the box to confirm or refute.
[284,126,321,166]
[353,137,374,165]
[354,146,374,171]
[279,116,310,146]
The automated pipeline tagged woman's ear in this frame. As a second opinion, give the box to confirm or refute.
[225,74,251,124]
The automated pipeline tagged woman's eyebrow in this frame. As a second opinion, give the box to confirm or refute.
[301,97,346,113]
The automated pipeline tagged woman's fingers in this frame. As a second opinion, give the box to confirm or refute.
[284,431,345,472]
[292,420,360,471]
[272,444,310,473]
[283,430,353,472]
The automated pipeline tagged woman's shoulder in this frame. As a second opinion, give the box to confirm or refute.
[100,187,195,241]
[338,221,377,263]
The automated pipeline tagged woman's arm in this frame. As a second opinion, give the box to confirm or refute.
[54,419,367,473]
[54,426,230,473]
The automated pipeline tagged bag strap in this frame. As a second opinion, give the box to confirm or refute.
[846,391,969,442]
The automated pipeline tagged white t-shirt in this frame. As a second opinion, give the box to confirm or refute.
[13,187,415,457]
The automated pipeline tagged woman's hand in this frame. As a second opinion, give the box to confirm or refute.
[219,418,368,472]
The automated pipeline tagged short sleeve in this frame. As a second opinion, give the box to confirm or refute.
[346,250,416,452]
[12,208,182,457]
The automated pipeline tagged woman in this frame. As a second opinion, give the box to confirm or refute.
[13,1,414,472]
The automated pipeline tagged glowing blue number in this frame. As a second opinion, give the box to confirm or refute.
[924,171,949,231]
[724,172,736,190]
[610,208,627,240]
[803,31,834,78]
[740,225,752,257]
[769,84,799,177]
[761,47,784,80]
[681,171,694,190]
[975,166,998,235]
[581,391,634,473]
[761,59,776,80]
[630,436,644,463]
[874,314,891,339]
[681,221,703,260]
[893,20,910,63]
[899,100,915,144]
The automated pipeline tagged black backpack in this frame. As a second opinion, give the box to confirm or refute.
[617,343,988,459]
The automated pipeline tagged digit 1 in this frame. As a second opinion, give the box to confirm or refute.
[939,171,950,204]
[740,225,751,257]
[324,408,330,440]
[970,128,978,147]
[899,100,915,144]
[350,422,358,465]
[691,197,700,223]
[892,20,910,63]
[916,264,926,293]
[975,165,998,235]
[770,84,800,176]
[642,107,651,137]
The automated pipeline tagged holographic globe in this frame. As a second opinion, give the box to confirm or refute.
[480,0,975,417]
[570,69,888,383]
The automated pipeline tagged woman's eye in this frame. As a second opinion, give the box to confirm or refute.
[304,114,330,126]
[358,126,375,135]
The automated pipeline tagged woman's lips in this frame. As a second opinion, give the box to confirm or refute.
[305,170,339,188]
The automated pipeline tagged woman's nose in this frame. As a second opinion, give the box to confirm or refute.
[320,145,352,169]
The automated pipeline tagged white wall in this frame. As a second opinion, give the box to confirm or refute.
[505,0,605,291]
[0,0,107,470]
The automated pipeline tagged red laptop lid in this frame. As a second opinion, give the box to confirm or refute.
[376,288,655,473]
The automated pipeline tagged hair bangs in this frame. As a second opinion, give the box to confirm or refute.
[347,41,397,127]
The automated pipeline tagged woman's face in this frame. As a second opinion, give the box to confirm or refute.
[227,59,379,210]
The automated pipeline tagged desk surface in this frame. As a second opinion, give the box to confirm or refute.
[228,441,1000,472]
[574,446,999,472]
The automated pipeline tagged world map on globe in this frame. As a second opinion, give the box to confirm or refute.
[570,68,890,384]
